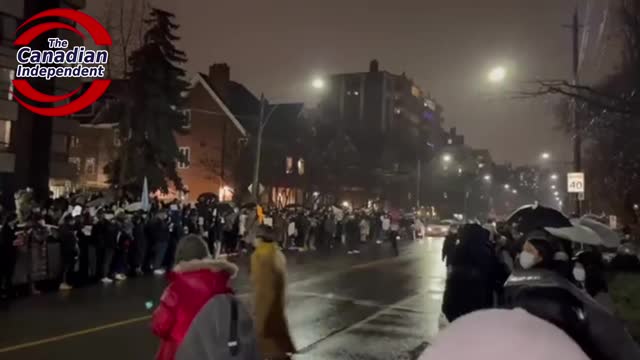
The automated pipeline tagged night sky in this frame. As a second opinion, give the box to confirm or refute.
[86,0,614,165]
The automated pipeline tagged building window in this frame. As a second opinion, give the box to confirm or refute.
[85,157,96,175]
[0,119,10,149]
[297,158,305,175]
[182,109,191,129]
[70,135,80,148]
[0,14,17,44]
[69,157,80,173]
[113,129,121,147]
[285,157,293,174]
[178,147,191,169]
[0,67,14,101]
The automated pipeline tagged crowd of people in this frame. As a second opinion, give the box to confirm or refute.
[439,217,640,360]
[2,188,639,359]
[0,188,429,299]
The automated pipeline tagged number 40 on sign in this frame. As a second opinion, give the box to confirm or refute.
[567,172,585,193]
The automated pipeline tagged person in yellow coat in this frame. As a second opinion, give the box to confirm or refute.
[250,225,295,360]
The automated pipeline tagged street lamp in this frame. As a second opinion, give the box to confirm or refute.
[512,189,518,195]
[504,184,511,190]
[550,174,558,181]
[488,66,507,83]
[540,152,551,160]
[311,77,325,90]
[483,174,492,182]
[554,191,559,196]
[442,153,453,163]
[551,185,557,190]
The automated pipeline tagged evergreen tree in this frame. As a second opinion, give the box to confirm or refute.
[105,7,190,194]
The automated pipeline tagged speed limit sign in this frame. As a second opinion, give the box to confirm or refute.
[567,172,585,193]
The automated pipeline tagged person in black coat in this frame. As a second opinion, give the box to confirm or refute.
[129,213,148,275]
[344,213,360,254]
[94,212,118,283]
[0,213,18,298]
[442,223,509,322]
[58,215,78,290]
[148,211,170,275]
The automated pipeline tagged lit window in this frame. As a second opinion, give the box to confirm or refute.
[285,157,293,174]
[0,119,10,148]
[182,109,191,129]
[298,158,305,175]
[85,157,96,175]
[113,129,121,147]
[70,135,80,148]
[69,157,80,173]
[178,147,191,169]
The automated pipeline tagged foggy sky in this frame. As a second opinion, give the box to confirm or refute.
[86,0,615,165]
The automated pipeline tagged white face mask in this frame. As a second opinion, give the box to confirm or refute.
[573,264,586,282]
[519,251,537,269]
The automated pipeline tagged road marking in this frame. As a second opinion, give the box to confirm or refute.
[0,315,152,354]
[288,290,424,314]
[0,252,418,354]
[296,293,423,353]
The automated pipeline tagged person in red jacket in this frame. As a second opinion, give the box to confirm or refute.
[152,234,239,360]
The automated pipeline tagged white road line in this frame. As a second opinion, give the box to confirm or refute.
[296,293,424,353]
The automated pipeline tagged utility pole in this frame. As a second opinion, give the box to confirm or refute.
[251,94,266,201]
[570,6,583,217]
[416,158,421,208]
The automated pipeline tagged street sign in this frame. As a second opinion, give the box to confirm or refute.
[567,172,585,193]
[248,183,265,195]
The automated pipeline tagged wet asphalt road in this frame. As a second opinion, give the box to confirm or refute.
[0,238,446,360]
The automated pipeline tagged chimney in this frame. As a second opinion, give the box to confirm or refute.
[209,63,230,102]
[369,59,379,73]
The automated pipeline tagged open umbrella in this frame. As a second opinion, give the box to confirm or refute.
[572,217,621,249]
[125,202,144,213]
[545,225,602,246]
[507,204,571,234]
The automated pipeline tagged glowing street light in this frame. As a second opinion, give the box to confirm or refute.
[488,66,507,83]
[554,191,559,196]
[483,174,492,182]
[311,77,325,90]
[551,185,557,190]
[550,174,558,181]
[504,184,511,190]
[512,189,518,195]
[442,154,453,163]
[540,152,551,160]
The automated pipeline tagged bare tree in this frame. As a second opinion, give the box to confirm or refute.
[100,0,147,79]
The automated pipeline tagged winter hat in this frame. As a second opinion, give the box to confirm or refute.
[174,234,211,264]
[419,309,589,360]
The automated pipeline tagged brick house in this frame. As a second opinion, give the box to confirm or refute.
[70,73,247,201]
[176,73,247,201]
[67,123,118,191]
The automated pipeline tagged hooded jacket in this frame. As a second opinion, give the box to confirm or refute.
[152,258,239,360]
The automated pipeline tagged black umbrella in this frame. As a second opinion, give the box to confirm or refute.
[241,202,257,209]
[197,193,218,205]
[506,204,571,235]
[215,202,234,214]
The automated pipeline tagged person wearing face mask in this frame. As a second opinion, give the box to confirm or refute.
[504,230,640,360]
